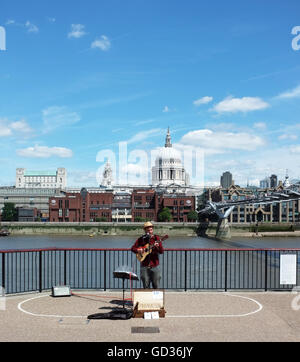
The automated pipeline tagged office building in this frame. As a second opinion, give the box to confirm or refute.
[220,171,233,188]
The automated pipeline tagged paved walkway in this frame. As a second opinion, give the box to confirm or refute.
[0,290,300,342]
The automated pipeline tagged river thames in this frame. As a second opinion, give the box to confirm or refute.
[1,234,300,250]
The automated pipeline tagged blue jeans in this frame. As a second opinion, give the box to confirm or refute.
[140,265,161,289]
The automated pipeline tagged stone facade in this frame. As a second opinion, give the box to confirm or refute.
[16,168,67,189]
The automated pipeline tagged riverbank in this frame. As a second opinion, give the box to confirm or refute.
[1,221,300,238]
[1,222,198,237]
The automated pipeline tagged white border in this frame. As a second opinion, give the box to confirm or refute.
[167,294,263,318]
[17,293,263,319]
[18,295,86,318]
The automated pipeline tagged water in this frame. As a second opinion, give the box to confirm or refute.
[0,234,300,250]
[1,234,300,294]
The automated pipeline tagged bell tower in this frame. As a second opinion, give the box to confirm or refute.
[165,127,172,148]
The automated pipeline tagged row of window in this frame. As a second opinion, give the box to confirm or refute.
[134,212,154,218]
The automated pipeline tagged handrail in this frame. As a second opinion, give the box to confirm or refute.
[1,247,300,253]
[0,247,299,294]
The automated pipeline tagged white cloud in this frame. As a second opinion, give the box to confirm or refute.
[4,19,39,34]
[179,129,265,154]
[289,145,300,154]
[42,106,80,133]
[25,21,39,33]
[5,19,15,25]
[91,35,111,51]
[0,118,33,137]
[204,122,235,131]
[134,119,155,126]
[127,128,162,144]
[276,85,300,99]
[0,121,12,137]
[162,106,176,113]
[193,96,213,106]
[278,134,298,141]
[68,24,86,39]
[253,122,267,130]
[17,145,73,158]
[212,96,270,113]
[68,170,97,186]
[10,119,33,134]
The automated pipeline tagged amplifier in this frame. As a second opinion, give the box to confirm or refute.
[52,285,71,297]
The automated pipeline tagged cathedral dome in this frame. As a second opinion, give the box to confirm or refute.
[155,146,182,164]
[151,128,189,186]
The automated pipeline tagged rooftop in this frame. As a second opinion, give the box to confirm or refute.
[24,171,57,176]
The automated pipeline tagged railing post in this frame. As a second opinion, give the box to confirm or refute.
[265,250,268,291]
[104,250,107,291]
[64,250,67,286]
[39,251,43,293]
[2,253,5,291]
[184,250,187,291]
[225,250,228,292]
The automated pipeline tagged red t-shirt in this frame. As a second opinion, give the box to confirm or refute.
[131,234,164,268]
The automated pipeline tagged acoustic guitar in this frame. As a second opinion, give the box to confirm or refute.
[136,235,169,262]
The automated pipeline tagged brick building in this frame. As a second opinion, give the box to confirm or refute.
[131,189,158,221]
[49,187,196,223]
[49,188,113,222]
[160,194,195,222]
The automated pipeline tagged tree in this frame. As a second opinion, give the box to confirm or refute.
[158,207,172,222]
[134,216,147,222]
[187,210,198,222]
[1,203,17,221]
[95,217,107,222]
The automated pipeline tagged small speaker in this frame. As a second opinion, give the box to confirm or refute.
[52,285,71,297]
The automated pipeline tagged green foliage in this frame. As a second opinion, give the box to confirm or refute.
[95,217,107,222]
[134,216,147,222]
[1,203,17,221]
[158,207,172,222]
[187,210,198,221]
[250,224,295,232]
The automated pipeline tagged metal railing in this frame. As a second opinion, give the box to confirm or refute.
[0,248,299,294]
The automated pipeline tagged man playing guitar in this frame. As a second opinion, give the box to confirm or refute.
[131,221,165,289]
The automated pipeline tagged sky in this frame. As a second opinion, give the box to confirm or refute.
[1,0,300,188]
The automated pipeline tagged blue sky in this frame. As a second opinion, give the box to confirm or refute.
[1,0,300,187]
